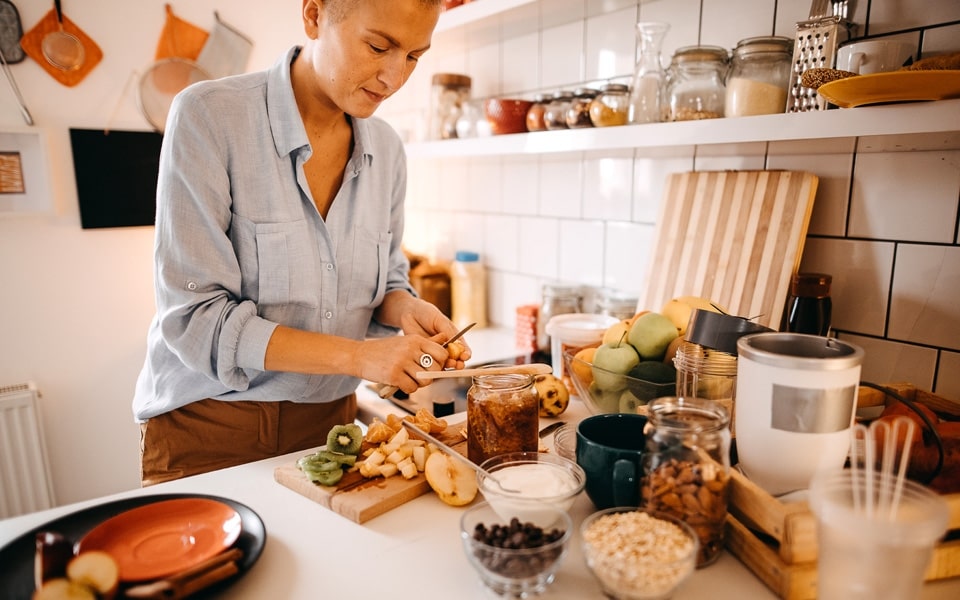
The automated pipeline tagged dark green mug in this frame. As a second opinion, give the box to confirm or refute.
[575,413,648,509]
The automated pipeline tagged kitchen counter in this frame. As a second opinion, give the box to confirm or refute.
[3,409,959,599]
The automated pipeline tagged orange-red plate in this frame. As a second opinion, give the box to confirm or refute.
[76,498,242,582]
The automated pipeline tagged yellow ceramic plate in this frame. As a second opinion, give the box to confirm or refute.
[817,70,960,108]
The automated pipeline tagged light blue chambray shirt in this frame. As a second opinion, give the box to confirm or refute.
[133,46,415,421]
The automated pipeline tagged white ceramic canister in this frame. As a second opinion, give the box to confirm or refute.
[545,313,619,388]
[734,333,864,496]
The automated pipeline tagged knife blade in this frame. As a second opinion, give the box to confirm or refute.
[442,322,476,349]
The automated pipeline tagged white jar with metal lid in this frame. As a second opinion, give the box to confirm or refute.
[725,36,793,117]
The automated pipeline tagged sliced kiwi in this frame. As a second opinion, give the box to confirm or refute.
[315,450,358,467]
[306,466,344,486]
[326,423,363,455]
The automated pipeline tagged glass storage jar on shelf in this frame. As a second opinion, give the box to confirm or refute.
[536,284,582,353]
[666,45,729,122]
[589,83,630,127]
[565,87,599,128]
[641,396,732,567]
[429,73,472,140]
[628,21,670,124]
[543,91,574,130]
[725,36,793,117]
[525,93,553,132]
[466,369,539,464]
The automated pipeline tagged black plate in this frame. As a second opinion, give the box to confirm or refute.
[0,493,266,600]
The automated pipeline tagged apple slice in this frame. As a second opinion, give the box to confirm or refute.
[424,451,478,506]
[32,578,97,600]
[66,551,119,599]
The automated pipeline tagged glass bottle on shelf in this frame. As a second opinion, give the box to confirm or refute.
[627,21,670,124]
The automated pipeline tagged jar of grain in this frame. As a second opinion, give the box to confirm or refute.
[543,91,574,130]
[565,87,599,128]
[467,369,539,464]
[666,45,729,121]
[589,83,631,127]
[641,396,731,567]
[525,92,553,132]
[725,36,792,117]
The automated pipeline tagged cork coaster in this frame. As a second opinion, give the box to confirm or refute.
[19,9,102,88]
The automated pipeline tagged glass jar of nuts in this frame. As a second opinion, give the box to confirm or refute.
[640,396,731,567]
[665,45,729,121]
[467,368,539,464]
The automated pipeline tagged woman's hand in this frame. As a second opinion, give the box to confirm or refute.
[351,334,453,395]
[398,298,472,370]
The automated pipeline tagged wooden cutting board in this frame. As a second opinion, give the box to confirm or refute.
[274,422,468,524]
[639,170,819,330]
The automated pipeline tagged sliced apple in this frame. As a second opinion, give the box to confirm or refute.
[424,451,478,506]
[65,551,119,599]
[32,578,97,600]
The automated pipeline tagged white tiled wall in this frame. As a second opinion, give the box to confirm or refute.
[379,0,960,401]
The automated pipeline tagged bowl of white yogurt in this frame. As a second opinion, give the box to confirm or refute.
[477,452,586,527]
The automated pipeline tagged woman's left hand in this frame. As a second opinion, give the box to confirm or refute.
[400,299,471,370]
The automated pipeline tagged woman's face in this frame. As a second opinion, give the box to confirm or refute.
[301,0,440,118]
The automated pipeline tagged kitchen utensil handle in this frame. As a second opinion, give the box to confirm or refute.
[54,0,63,23]
[415,363,551,380]
[0,48,33,125]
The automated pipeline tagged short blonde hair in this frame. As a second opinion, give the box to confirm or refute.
[323,0,442,23]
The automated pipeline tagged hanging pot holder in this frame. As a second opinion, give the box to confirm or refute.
[0,0,26,64]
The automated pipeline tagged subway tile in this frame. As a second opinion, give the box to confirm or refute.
[766,146,854,238]
[438,158,470,211]
[799,238,894,336]
[889,244,960,352]
[489,270,541,331]
[468,157,504,213]
[540,0,586,30]
[517,215,561,279]
[585,7,638,80]
[865,0,960,36]
[639,0,701,60]
[540,154,584,218]
[921,23,960,56]
[849,150,960,243]
[502,32,540,95]
[604,221,656,296]
[467,41,502,98]
[501,1,540,38]
[701,0,775,49]
[541,21,585,88]
[936,351,960,403]
[450,213,487,260]
[483,214,520,271]
[632,153,695,223]
[840,333,937,393]
[583,150,635,221]
[501,156,541,215]
[586,0,639,18]
[559,219,606,287]
[692,143,766,171]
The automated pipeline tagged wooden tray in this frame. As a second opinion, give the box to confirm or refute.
[725,384,960,599]
[274,421,468,524]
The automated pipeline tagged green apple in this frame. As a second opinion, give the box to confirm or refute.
[591,341,640,392]
[627,312,679,360]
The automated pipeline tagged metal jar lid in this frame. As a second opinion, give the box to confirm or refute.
[431,73,472,88]
[684,309,773,355]
[671,45,730,65]
[732,36,793,58]
[737,332,864,371]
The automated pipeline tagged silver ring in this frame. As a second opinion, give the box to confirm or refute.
[419,353,434,369]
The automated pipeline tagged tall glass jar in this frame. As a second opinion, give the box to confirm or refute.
[429,73,472,139]
[536,284,582,353]
[640,396,731,567]
[666,45,729,121]
[543,91,574,130]
[628,22,670,124]
[566,87,599,128]
[725,36,792,117]
[673,341,738,429]
[467,369,539,464]
[589,83,630,127]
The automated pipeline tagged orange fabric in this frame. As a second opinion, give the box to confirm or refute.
[154,3,209,61]
[139,394,358,486]
[19,9,103,87]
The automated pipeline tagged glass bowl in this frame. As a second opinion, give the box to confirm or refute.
[477,452,585,526]
[564,349,675,415]
[461,501,572,597]
[581,507,699,600]
[553,423,577,461]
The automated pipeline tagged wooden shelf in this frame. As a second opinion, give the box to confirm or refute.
[405,99,960,158]
[436,0,537,32]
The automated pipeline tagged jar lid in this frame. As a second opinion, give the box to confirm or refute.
[732,36,793,58]
[432,73,472,88]
[545,313,620,344]
[599,83,630,93]
[533,92,554,102]
[542,283,581,297]
[671,45,729,64]
[551,91,574,101]
[572,87,599,98]
[455,250,480,262]
[790,272,832,297]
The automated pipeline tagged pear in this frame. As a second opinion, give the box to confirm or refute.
[627,312,679,361]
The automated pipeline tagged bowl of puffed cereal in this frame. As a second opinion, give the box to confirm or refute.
[581,507,698,600]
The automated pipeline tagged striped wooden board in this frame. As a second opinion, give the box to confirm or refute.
[639,170,819,330]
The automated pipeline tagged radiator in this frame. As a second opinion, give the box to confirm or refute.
[0,382,56,518]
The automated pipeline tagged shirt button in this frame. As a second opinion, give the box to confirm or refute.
[187,281,198,290]
[326,263,334,271]
[324,311,333,319]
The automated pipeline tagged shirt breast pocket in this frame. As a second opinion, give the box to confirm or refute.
[255,222,320,308]
[346,228,391,311]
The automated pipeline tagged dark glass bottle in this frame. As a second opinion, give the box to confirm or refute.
[782,273,832,336]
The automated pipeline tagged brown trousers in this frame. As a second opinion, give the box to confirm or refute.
[139,394,357,486]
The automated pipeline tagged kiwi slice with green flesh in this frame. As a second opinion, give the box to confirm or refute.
[315,450,357,466]
[326,423,363,455]
[306,466,344,486]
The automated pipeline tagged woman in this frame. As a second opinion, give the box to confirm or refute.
[133,0,466,485]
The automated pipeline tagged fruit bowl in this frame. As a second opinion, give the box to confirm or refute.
[581,507,698,600]
[484,98,534,135]
[564,349,676,415]
[461,501,572,597]
[477,452,585,525]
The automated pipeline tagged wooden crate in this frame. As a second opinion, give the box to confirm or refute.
[724,383,960,600]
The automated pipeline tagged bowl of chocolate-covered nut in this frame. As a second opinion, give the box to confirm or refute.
[460,501,572,596]
[581,507,698,600]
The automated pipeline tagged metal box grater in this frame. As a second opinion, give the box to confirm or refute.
[786,16,851,112]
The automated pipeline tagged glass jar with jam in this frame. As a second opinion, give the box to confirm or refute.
[543,91,574,130]
[589,83,630,127]
[525,92,553,132]
[725,36,792,117]
[565,87,599,128]
[467,369,539,464]
[666,45,729,121]
[640,396,732,567]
